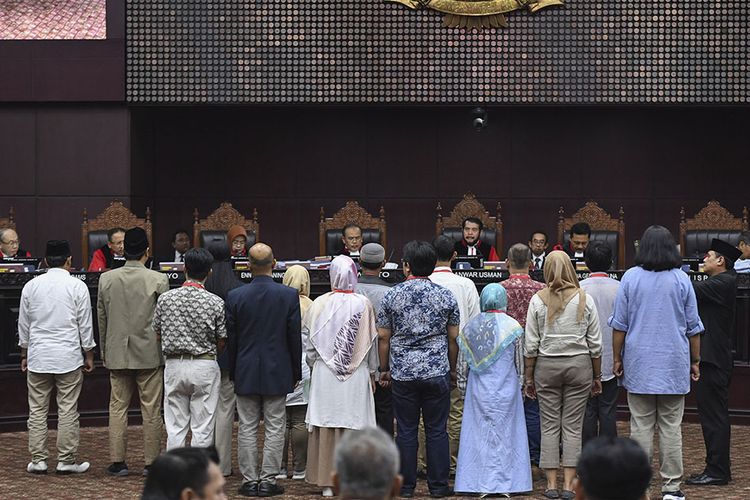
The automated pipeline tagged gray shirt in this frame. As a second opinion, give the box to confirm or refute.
[580,274,620,381]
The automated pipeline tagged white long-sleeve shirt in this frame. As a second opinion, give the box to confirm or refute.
[429,266,481,395]
[18,268,96,374]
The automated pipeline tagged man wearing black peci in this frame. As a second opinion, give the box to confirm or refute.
[686,238,742,487]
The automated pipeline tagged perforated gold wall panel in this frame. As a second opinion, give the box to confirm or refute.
[126,0,749,104]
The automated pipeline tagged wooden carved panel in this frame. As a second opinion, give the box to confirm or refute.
[0,206,16,230]
[558,201,624,233]
[435,193,502,232]
[680,200,748,232]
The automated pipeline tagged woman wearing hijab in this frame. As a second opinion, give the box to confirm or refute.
[454,284,532,496]
[305,255,378,497]
[227,225,248,258]
[524,251,602,500]
[278,265,315,480]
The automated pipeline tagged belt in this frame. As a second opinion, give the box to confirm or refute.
[165,353,216,361]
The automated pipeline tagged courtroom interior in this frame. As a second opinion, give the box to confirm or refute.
[0,0,748,499]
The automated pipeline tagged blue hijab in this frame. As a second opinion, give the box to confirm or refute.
[458,283,524,372]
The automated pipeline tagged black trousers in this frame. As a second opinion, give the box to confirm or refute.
[582,377,619,445]
[695,362,732,480]
[374,383,394,437]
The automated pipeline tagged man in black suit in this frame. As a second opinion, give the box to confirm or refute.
[686,238,741,487]
[226,243,302,497]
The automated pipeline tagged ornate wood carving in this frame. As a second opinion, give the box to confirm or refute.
[435,193,503,259]
[81,201,152,264]
[319,201,387,255]
[0,206,16,230]
[679,200,749,256]
[557,201,625,268]
[193,202,260,247]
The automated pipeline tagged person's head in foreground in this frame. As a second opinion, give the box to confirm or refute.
[141,446,226,500]
[575,436,651,500]
[333,426,402,500]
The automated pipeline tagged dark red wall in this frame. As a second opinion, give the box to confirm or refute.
[0,105,130,266]
[0,0,124,102]
[130,106,750,262]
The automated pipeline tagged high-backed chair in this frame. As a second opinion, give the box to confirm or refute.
[0,206,16,230]
[679,200,749,257]
[557,201,625,269]
[193,202,259,255]
[435,193,503,259]
[319,201,386,256]
[82,201,152,265]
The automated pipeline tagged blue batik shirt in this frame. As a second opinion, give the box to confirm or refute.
[376,277,460,381]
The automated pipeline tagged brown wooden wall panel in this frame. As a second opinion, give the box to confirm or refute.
[130,106,749,265]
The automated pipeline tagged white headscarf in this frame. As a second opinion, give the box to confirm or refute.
[308,255,377,381]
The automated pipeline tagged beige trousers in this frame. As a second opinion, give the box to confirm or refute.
[214,370,236,476]
[108,367,164,465]
[628,393,685,493]
[535,354,592,469]
[27,369,84,464]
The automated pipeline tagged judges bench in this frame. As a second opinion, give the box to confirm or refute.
[0,268,748,431]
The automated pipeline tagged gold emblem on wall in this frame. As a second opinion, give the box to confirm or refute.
[387,0,563,29]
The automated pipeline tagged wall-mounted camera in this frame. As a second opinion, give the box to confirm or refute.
[471,107,488,132]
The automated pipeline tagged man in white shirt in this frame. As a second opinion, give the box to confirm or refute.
[427,235,481,477]
[18,240,96,475]
[579,241,620,444]
[529,231,549,270]
[735,231,750,273]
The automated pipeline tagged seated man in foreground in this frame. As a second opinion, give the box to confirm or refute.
[333,427,402,500]
[574,436,651,500]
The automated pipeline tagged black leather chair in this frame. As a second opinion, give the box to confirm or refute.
[683,231,742,258]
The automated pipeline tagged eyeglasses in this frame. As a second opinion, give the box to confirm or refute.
[1,239,19,246]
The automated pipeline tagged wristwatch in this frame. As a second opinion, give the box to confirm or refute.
[377,365,389,373]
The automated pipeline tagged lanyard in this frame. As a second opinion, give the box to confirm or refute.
[589,272,609,278]
[486,309,506,314]
[182,281,205,289]
[333,289,354,293]
[433,269,453,273]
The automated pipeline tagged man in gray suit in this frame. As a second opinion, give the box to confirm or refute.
[98,227,169,477]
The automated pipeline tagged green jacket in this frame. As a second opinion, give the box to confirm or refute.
[97,260,169,370]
